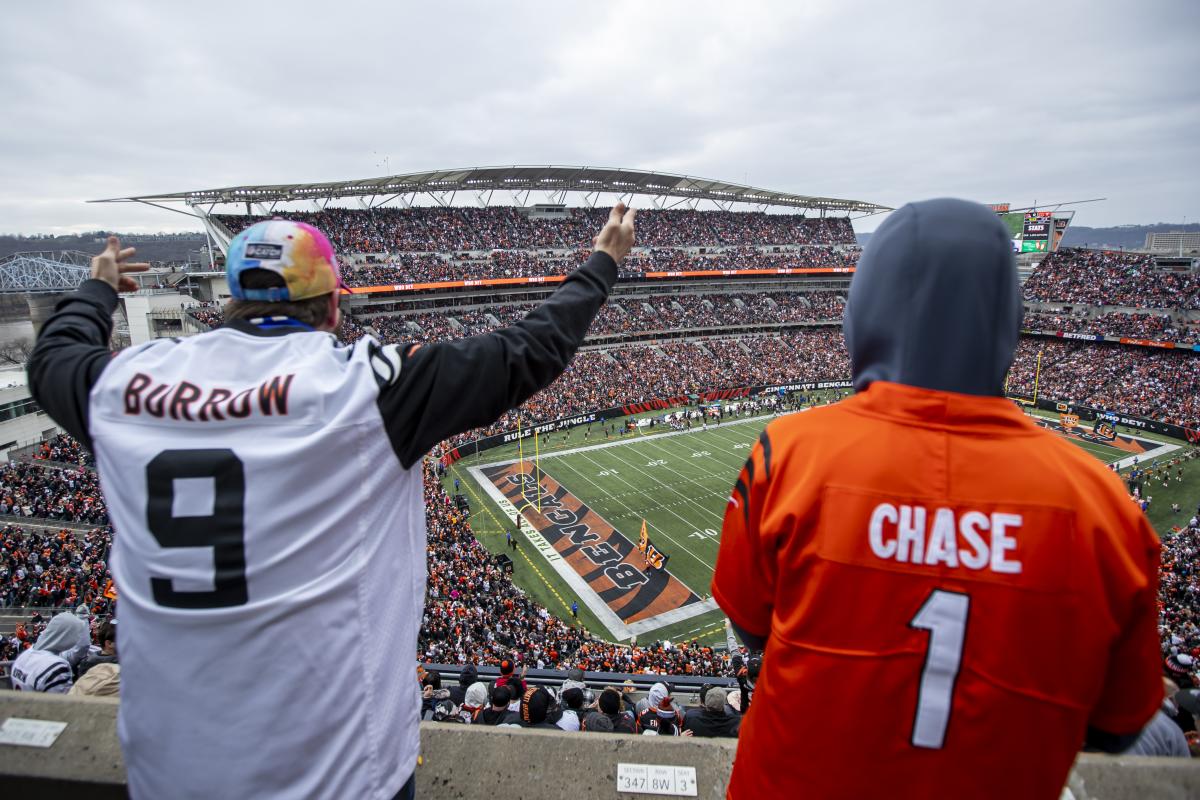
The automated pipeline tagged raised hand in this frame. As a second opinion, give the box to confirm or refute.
[593,203,637,264]
[90,235,150,292]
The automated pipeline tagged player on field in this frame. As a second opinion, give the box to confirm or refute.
[712,199,1162,799]
[27,205,635,800]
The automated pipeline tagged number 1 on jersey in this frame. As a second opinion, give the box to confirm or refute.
[909,589,970,749]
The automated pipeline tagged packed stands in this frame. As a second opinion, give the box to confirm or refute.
[0,462,107,525]
[1023,311,1200,344]
[1160,519,1200,682]
[27,434,95,468]
[1023,248,1200,309]
[1007,339,1200,429]
[0,526,113,618]
[215,207,855,254]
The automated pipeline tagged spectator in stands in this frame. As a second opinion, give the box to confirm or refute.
[460,681,490,724]
[582,711,614,732]
[682,685,741,738]
[598,687,637,733]
[1123,678,1191,757]
[69,662,120,697]
[478,685,512,726]
[636,682,683,735]
[499,686,558,730]
[557,687,586,731]
[79,618,117,675]
[448,663,477,706]
[714,199,1163,799]
[26,205,635,800]
[9,611,89,694]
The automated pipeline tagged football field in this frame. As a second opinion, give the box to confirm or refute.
[450,404,1191,647]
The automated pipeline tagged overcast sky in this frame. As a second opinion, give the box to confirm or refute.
[1,0,1196,235]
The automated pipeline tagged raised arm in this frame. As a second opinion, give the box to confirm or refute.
[376,204,636,468]
[26,237,148,447]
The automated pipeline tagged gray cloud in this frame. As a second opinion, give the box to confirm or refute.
[0,0,1196,234]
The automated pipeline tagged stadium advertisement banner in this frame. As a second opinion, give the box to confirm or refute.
[1015,396,1200,444]
[1119,337,1175,349]
[760,379,853,393]
[1023,329,1193,350]
[1092,419,1118,441]
[348,267,856,296]
[497,413,601,444]
[1021,240,1049,253]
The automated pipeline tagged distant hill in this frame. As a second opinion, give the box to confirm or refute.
[0,232,207,263]
[857,222,1200,251]
[1058,223,1200,251]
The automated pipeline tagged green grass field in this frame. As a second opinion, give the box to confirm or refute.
[448,401,1200,647]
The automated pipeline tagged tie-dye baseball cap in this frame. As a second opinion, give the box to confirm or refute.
[226,219,347,302]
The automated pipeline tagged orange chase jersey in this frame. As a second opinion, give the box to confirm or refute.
[712,381,1162,800]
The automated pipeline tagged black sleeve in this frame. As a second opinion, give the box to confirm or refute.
[25,279,118,450]
[376,251,618,468]
[1083,724,1142,754]
[729,620,767,653]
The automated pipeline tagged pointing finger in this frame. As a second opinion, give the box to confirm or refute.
[117,247,138,261]
[622,207,637,227]
[105,235,121,257]
[118,262,151,273]
[608,203,626,224]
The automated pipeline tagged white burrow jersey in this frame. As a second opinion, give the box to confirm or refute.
[10,648,75,693]
[25,251,617,800]
[94,327,426,800]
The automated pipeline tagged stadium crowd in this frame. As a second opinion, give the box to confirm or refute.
[1007,339,1200,429]
[27,433,95,468]
[0,462,107,525]
[1023,311,1200,344]
[1161,518,1200,688]
[0,525,113,615]
[335,247,856,287]
[1023,248,1200,309]
[216,207,855,254]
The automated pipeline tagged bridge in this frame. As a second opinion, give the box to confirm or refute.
[0,251,91,294]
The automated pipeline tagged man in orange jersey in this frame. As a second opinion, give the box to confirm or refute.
[712,198,1162,800]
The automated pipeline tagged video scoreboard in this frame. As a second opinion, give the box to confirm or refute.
[1021,211,1052,252]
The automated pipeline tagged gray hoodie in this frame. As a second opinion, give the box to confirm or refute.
[844,198,1022,396]
[34,612,90,667]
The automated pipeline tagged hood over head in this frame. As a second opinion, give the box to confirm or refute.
[34,613,90,664]
[843,198,1022,396]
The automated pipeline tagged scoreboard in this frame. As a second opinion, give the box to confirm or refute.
[1021,211,1052,252]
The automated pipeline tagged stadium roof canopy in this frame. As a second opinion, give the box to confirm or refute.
[93,165,890,216]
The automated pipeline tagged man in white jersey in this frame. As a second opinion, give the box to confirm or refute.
[10,612,90,693]
[27,206,636,799]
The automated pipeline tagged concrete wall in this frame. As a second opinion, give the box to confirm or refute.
[24,293,66,336]
[3,693,1199,799]
[0,384,57,461]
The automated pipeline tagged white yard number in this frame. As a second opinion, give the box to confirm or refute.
[690,451,711,458]
[689,528,718,540]
[908,589,970,749]
[597,469,620,477]
[645,459,667,467]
